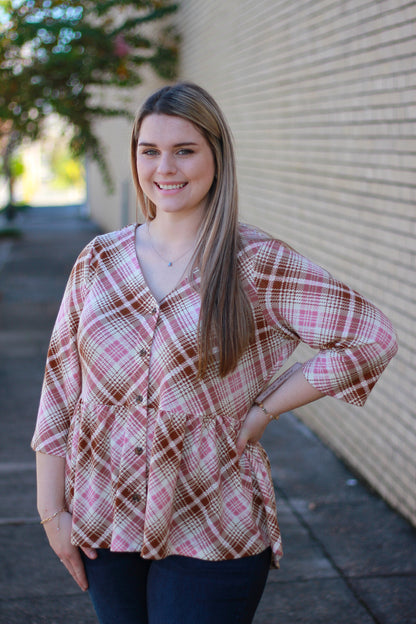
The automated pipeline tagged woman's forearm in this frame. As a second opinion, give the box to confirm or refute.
[36,451,66,518]
[236,366,325,456]
[258,367,325,419]
[36,451,95,591]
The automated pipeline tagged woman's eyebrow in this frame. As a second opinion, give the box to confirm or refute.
[138,141,199,147]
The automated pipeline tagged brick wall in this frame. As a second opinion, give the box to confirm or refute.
[178,0,416,524]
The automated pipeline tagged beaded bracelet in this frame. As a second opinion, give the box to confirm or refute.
[40,507,66,526]
[254,400,279,422]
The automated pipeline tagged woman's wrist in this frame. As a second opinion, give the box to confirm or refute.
[40,507,67,526]
[253,400,279,422]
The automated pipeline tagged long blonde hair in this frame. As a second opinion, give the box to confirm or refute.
[131,82,254,377]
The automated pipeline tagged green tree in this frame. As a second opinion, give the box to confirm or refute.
[0,0,179,219]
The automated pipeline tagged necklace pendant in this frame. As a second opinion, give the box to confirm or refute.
[146,224,194,268]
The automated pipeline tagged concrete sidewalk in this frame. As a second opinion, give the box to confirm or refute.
[0,206,415,624]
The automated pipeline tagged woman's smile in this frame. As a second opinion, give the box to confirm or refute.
[154,181,188,191]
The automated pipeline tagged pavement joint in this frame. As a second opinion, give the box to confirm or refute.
[0,463,36,473]
[0,517,39,526]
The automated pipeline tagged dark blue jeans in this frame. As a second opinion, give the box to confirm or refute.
[81,547,271,624]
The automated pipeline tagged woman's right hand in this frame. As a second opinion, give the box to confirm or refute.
[43,511,97,591]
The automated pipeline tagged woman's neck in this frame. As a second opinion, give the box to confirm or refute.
[148,211,203,249]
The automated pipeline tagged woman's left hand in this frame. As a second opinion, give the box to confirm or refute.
[236,406,270,458]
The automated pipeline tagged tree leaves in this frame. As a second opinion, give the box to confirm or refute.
[0,0,179,199]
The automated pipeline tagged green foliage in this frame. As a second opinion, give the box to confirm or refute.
[10,152,24,178]
[0,151,24,178]
[0,0,179,194]
[49,141,85,189]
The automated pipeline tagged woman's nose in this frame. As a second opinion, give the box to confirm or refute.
[157,153,177,174]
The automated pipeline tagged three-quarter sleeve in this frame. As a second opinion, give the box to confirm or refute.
[31,240,95,455]
[254,240,398,406]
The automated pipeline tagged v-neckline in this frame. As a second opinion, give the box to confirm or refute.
[130,223,193,305]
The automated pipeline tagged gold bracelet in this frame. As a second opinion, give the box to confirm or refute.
[254,400,278,422]
[40,507,66,526]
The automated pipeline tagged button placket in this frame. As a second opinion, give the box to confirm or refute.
[128,302,156,509]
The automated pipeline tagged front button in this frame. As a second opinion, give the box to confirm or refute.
[134,446,144,455]
[139,348,147,357]
[151,307,157,315]
[136,395,143,404]
[132,494,141,502]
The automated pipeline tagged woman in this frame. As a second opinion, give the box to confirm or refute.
[32,82,398,624]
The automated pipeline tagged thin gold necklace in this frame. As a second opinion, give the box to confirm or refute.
[146,223,195,267]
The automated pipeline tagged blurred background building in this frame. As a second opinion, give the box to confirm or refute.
[0,115,86,209]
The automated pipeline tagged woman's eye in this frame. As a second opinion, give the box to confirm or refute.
[139,148,194,157]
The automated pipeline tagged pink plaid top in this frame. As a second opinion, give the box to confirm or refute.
[32,223,397,567]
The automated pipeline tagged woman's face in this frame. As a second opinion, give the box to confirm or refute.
[136,114,216,220]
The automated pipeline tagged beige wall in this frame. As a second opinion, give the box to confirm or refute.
[88,0,416,526]
[87,113,135,232]
[87,75,164,231]
[177,0,415,525]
